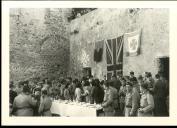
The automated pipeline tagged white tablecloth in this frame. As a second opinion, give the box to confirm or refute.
[50,100,99,117]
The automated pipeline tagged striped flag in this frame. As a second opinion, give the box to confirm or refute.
[105,35,124,80]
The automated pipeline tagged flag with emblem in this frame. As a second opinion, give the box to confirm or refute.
[124,29,142,56]
[105,35,124,80]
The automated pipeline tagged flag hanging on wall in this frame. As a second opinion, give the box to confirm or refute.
[124,29,142,56]
[94,40,104,62]
[105,35,124,80]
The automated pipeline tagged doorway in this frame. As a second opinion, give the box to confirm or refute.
[157,57,169,81]
[82,67,92,78]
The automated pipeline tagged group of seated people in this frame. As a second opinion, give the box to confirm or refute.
[9,71,169,117]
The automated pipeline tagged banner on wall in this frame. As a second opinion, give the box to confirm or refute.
[124,29,142,56]
[105,35,124,80]
[94,40,104,62]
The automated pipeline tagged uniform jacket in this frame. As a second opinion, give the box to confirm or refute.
[102,88,114,112]
[138,91,154,116]
[12,93,37,116]
[110,86,119,109]
[38,96,52,116]
[119,85,126,104]
[125,89,140,116]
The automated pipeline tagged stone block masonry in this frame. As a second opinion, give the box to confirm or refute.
[70,8,169,79]
[10,8,71,83]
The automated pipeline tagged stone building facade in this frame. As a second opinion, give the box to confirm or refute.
[10,8,169,82]
[10,8,71,82]
[69,8,169,79]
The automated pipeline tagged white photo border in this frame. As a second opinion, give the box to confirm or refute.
[2,1,177,126]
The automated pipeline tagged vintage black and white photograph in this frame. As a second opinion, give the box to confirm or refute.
[2,0,177,126]
[9,7,170,117]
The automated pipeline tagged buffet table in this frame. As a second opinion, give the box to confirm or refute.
[50,100,103,117]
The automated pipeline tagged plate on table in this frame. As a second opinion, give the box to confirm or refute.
[88,106,96,108]
[87,104,96,107]
[87,104,95,106]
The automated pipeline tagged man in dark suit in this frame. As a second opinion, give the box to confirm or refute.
[153,74,168,116]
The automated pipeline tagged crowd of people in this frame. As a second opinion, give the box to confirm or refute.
[9,71,169,117]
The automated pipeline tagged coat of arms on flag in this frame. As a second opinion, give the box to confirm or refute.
[124,29,142,56]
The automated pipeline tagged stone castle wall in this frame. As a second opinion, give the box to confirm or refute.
[10,8,71,82]
[70,8,169,79]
